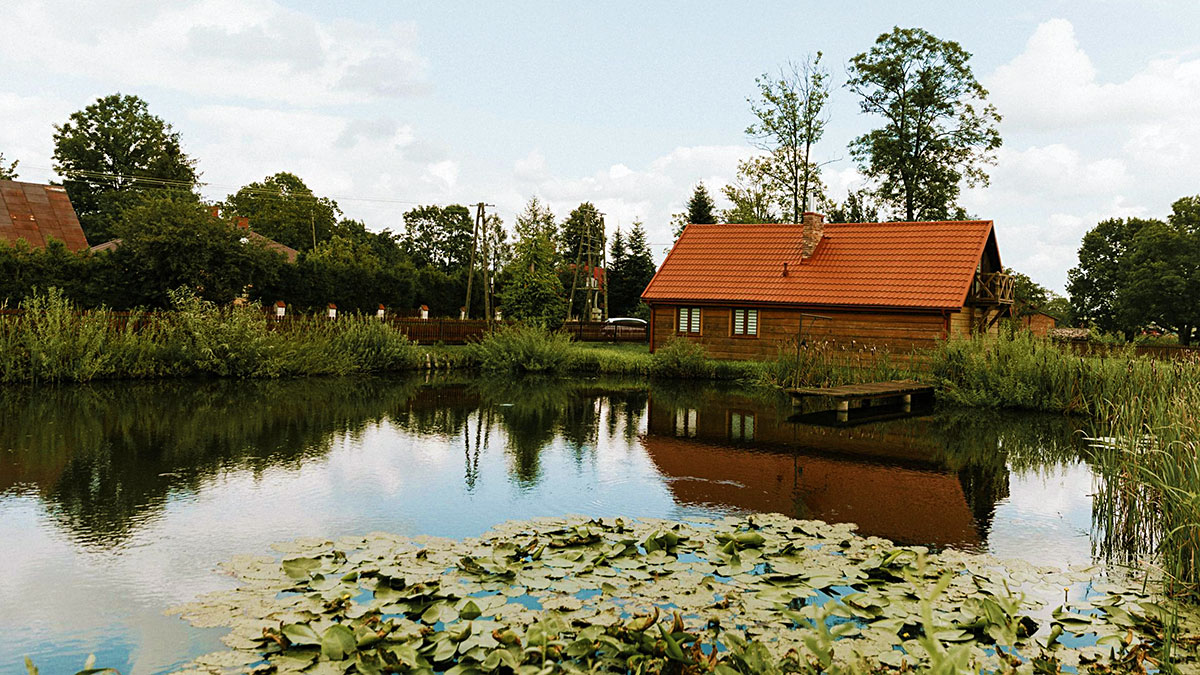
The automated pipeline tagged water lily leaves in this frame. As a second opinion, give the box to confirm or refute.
[320,623,357,660]
[282,622,322,646]
[282,557,322,581]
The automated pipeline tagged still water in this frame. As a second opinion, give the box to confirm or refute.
[0,375,1092,674]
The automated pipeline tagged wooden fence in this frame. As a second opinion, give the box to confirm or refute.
[0,309,645,345]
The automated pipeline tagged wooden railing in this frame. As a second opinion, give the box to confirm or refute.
[971,272,1014,305]
[562,321,648,343]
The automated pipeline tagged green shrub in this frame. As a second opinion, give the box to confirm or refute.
[469,325,574,373]
[649,338,712,378]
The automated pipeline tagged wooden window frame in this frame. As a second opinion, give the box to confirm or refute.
[730,308,759,338]
[676,306,702,335]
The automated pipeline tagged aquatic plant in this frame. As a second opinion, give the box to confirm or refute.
[468,325,576,373]
[760,339,916,390]
[166,514,1190,674]
[649,338,713,378]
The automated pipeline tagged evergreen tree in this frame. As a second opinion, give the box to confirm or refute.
[622,222,658,316]
[500,199,568,327]
[605,229,631,315]
[686,183,718,225]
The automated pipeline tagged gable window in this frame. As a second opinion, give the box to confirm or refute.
[677,307,701,334]
[732,308,758,337]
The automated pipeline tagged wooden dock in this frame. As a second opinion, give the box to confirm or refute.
[787,380,934,422]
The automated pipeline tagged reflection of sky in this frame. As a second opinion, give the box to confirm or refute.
[986,461,1095,568]
[4,403,715,674]
[1,396,1096,675]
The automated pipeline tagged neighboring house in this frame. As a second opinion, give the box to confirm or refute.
[90,212,299,263]
[641,212,1014,359]
[0,179,89,251]
[1017,309,1057,337]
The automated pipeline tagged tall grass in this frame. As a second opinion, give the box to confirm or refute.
[759,338,917,389]
[468,324,576,373]
[1092,380,1200,601]
[0,288,423,382]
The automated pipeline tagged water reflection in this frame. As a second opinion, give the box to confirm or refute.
[0,375,1088,674]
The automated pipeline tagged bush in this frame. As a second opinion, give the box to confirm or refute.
[469,325,574,373]
[649,338,712,378]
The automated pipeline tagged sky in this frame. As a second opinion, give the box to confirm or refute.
[3,1,1200,292]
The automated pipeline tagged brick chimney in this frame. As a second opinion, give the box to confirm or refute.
[235,216,249,230]
[801,212,825,259]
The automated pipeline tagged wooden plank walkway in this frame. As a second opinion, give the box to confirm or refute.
[787,379,933,400]
[786,380,935,421]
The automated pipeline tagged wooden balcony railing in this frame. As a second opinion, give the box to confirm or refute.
[971,272,1015,305]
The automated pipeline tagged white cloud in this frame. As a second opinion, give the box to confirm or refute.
[0,0,427,107]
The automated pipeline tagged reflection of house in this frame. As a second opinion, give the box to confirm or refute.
[641,213,1014,359]
[0,179,90,251]
[643,392,1006,549]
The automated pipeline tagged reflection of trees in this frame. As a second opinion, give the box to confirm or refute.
[0,377,424,548]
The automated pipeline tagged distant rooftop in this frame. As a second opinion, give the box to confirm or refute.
[0,180,89,251]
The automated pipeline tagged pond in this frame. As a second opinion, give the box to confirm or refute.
[0,375,1093,674]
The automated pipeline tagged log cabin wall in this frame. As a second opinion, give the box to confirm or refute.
[649,304,955,361]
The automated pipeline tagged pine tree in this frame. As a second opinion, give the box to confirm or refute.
[686,183,718,225]
[606,229,631,315]
[622,222,658,317]
[500,198,568,327]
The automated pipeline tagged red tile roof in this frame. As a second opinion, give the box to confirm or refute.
[0,180,89,251]
[642,220,998,311]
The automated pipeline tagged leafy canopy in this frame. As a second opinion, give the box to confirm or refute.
[53,93,200,244]
[847,28,1000,221]
[224,172,341,252]
[0,152,17,180]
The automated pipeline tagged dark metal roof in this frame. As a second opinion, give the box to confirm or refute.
[0,180,89,251]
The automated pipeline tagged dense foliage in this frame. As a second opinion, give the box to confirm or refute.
[847,27,1001,221]
[52,93,200,244]
[1068,198,1200,343]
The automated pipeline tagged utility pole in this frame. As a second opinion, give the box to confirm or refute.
[464,202,492,319]
[482,214,494,327]
[566,209,605,323]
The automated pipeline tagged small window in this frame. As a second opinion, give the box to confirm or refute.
[732,308,759,337]
[677,307,701,334]
[730,411,755,442]
[675,408,698,438]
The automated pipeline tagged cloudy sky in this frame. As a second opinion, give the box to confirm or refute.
[3,1,1199,292]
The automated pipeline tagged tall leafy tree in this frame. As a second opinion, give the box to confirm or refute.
[401,204,474,273]
[847,28,1001,221]
[501,198,567,327]
[224,172,341,252]
[559,202,604,262]
[746,53,831,222]
[686,183,718,225]
[1005,267,1050,317]
[1067,217,1156,336]
[721,157,780,224]
[0,152,17,180]
[53,94,200,244]
[1117,221,1199,344]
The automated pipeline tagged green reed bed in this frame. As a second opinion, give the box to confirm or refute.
[1091,379,1200,602]
[0,288,423,383]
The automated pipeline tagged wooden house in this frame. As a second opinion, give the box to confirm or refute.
[641,212,1014,359]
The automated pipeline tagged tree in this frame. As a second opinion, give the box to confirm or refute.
[292,235,415,314]
[621,222,657,317]
[1006,268,1050,317]
[53,94,199,244]
[1117,206,1200,345]
[605,229,630,316]
[826,187,880,223]
[847,28,1001,221]
[501,199,568,327]
[1067,217,1156,336]
[401,204,474,272]
[0,152,18,180]
[746,53,831,222]
[721,157,780,224]
[100,195,283,308]
[559,202,604,262]
[224,172,341,252]
[686,183,718,225]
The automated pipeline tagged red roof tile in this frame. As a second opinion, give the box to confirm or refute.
[0,180,89,251]
[641,220,998,311]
